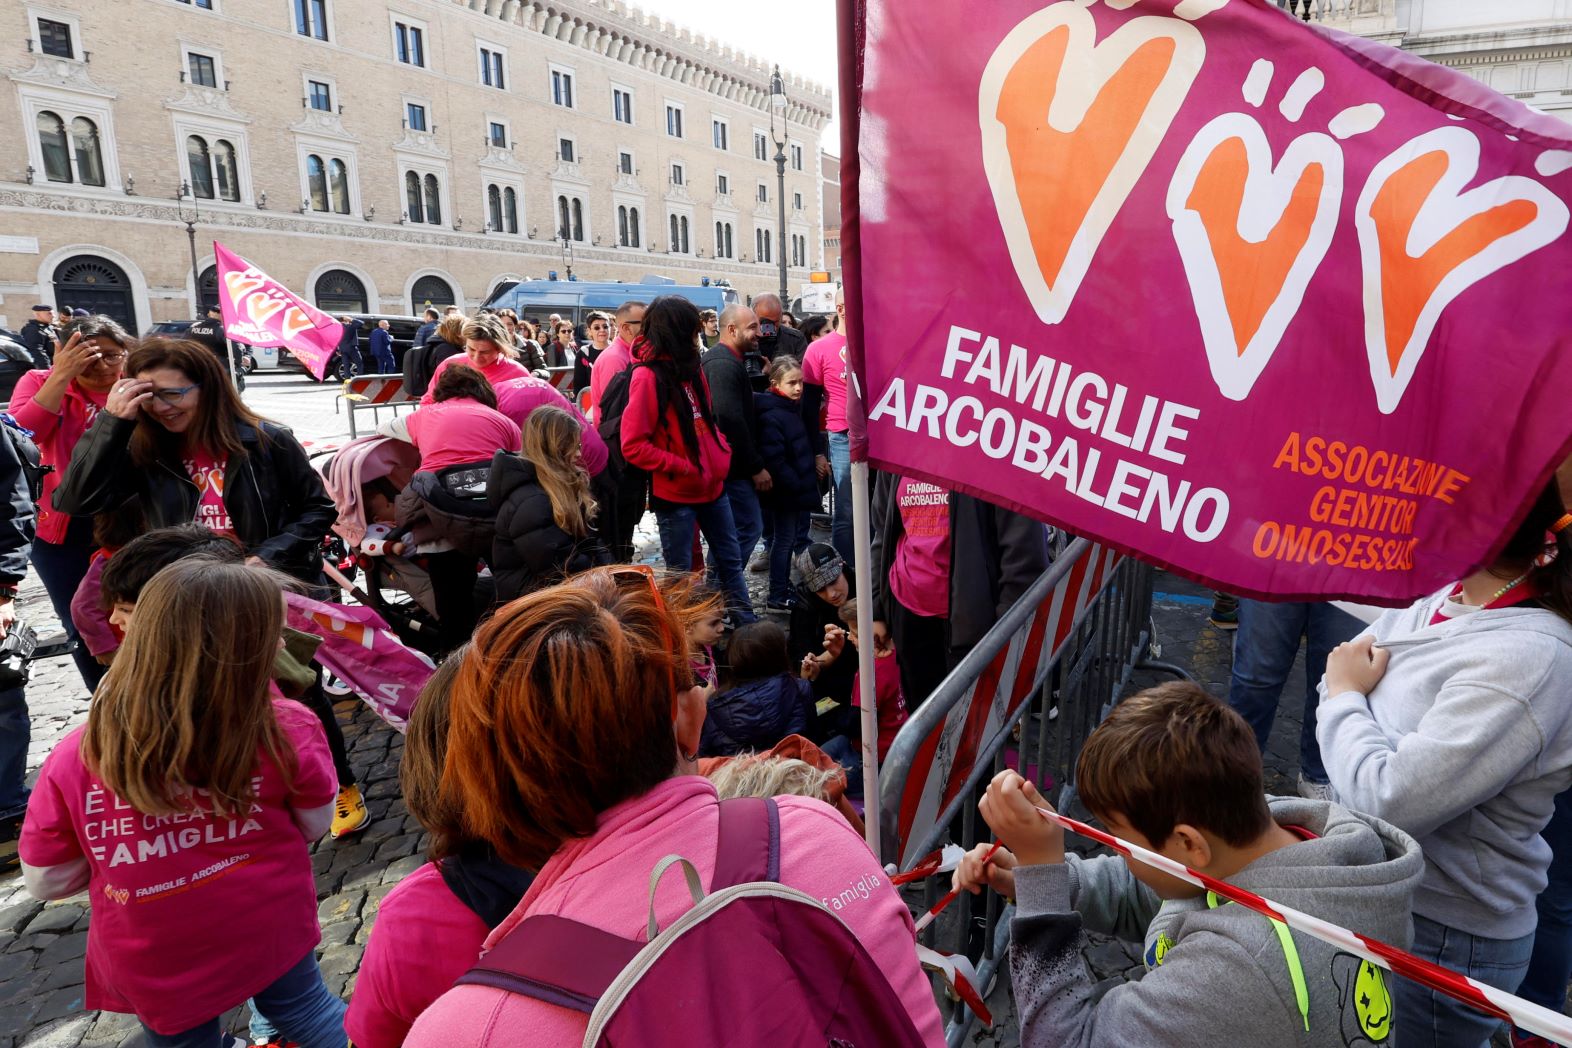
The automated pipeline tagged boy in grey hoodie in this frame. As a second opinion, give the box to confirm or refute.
[956,682,1423,1047]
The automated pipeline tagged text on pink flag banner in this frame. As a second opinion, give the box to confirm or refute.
[284,592,435,732]
[846,0,1572,602]
[213,242,343,381]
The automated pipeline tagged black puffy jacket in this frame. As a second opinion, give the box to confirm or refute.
[54,414,335,581]
[698,673,815,758]
[487,451,610,604]
[753,391,820,512]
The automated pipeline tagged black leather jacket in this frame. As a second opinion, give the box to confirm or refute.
[54,414,335,580]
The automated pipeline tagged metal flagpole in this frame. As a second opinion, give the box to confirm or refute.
[851,461,879,853]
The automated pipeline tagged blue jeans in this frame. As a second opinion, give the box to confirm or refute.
[30,524,107,692]
[719,479,764,582]
[656,497,755,623]
[149,949,345,1048]
[765,508,812,605]
[0,685,28,819]
[1396,914,1534,1048]
[828,431,854,566]
[1228,600,1360,784]
[1518,787,1572,1018]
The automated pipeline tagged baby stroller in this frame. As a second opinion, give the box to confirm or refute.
[318,435,445,651]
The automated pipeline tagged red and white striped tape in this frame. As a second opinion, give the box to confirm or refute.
[1035,806,1572,1046]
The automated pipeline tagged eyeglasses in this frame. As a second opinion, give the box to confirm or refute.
[151,383,200,404]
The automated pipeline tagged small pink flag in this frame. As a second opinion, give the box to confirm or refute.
[213,241,343,380]
[284,592,435,732]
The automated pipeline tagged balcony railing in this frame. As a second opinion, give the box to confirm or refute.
[1276,0,1394,24]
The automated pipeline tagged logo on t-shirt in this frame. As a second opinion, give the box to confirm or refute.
[183,457,233,534]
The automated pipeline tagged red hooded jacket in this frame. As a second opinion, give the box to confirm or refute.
[619,365,731,504]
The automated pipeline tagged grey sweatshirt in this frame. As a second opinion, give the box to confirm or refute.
[1009,798,1422,1047]
[1317,594,1572,939]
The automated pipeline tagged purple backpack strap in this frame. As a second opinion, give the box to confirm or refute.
[453,795,780,1010]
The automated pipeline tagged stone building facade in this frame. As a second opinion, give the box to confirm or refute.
[0,0,831,331]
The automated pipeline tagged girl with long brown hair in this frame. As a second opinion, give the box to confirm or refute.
[19,559,346,1047]
[52,338,335,583]
[487,405,610,603]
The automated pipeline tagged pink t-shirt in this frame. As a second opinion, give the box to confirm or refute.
[19,700,335,1035]
[587,338,633,425]
[420,355,530,406]
[853,648,908,764]
[404,776,944,1047]
[406,398,522,472]
[801,332,850,432]
[347,861,491,1048]
[889,478,951,619]
[182,448,233,535]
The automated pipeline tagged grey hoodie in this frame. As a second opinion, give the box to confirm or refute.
[1010,797,1422,1048]
[1317,595,1572,939]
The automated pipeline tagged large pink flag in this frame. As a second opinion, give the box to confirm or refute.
[284,592,435,732]
[843,0,1572,603]
[213,242,343,381]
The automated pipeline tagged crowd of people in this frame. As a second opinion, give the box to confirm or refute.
[0,295,1569,1048]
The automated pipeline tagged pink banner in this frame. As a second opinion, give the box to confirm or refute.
[213,242,343,381]
[848,0,1572,602]
[284,592,435,732]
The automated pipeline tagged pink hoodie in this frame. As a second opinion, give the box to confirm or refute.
[405,776,945,1046]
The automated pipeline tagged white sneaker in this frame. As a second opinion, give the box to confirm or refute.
[1296,775,1334,801]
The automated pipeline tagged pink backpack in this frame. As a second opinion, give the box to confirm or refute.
[457,797,930,1047]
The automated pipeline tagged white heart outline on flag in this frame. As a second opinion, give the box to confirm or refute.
[1355,125,1569,415]
[1167,112,1344,401]
[979,1,1206,326]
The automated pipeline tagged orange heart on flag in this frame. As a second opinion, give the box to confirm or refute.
[980,4,1205,325]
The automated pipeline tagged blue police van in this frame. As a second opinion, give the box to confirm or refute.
[481,275,738,334]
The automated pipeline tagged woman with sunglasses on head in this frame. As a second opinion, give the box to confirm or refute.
[403,566,944,1047]
[8,315,133,690]
[419,315,528,406]
[52,339,335,584]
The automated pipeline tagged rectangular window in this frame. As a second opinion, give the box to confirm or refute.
[612,87,633,125]
[716,173,729,196]
[671,162,684,187]
[559,138,575,163]
[712,119,728,151]
[307,80,332,112]
[757,183,768,203]
[791,144,804,171]
[37,18,73,58]
[395,23,424,67]
[551,69,575,108]
[793,191,803,211]
[187,52,217,88]
[294,0,329,41]
[176,0,215,7]
[479,47,505,89]
[405,103,427,132]
[618,150,634,176]
[665,104,683,138]
[753,131,768,162]
[489,121,508,148]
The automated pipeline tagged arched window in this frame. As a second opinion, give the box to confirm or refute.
[503,187,518,234]
[70,117,105,186]
[670,214,680,250]
[410,275,455,311]
[715,221,724,257]
[571,198,583,241]
[307,154,329,212]
[36,111,71,183]
[618,205,629,247]
[328,158,350,214]
[198,265,220,313]
[678,216,690,254]
[628,206,640,248]
[423,173,441,225]
[187,136,215,199]
[214,140,239,202]
[488,184,504,232]
[52,256,134,329]
[314,269,368,314]
[724,223,734,259]
[756,228,764,261]
[557,195,570,240]
[405,171,423,224]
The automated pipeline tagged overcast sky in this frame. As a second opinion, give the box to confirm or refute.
[633,0,842,150]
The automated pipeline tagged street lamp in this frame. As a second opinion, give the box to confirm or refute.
[769,65,789,308]
[175,181,201,316]
[559,232,575,280]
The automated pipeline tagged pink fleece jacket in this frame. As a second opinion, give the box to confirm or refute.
[9,370,109,544]
[405,776,945,1046]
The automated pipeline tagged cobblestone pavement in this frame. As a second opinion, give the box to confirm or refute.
[0,370,1320,1047]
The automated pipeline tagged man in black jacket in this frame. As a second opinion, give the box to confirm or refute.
[752,293,807,368]
[701,305,770,584]
[0,419,37,844]
[18,305,57,369]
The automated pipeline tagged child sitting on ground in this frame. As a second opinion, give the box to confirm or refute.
[833,597,907,764]
[687,592,726,692]
[954,681,1423,1047]
[699,621,817,758]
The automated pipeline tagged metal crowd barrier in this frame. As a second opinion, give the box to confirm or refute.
[878,537,1186,1045]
